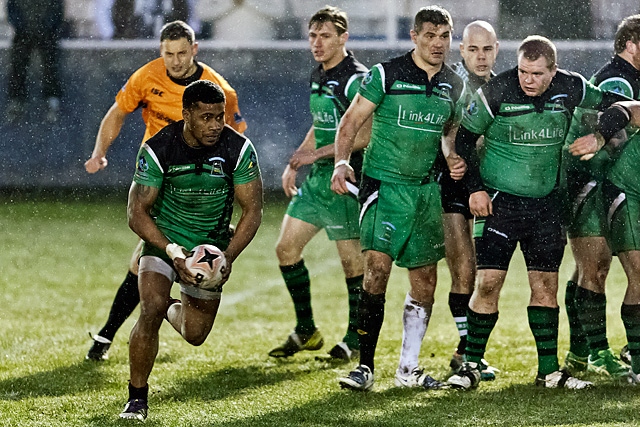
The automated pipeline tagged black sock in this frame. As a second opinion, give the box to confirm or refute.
[344,274,363,349]
[565,280,589,357]
[280,260,316,335]
[449,292,471,354]
[98,271,140,341]
[128,382,148,401]
[576,286,608,353]
[357,291,386,373]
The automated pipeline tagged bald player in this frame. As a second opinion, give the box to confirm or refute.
[443,21,499,376]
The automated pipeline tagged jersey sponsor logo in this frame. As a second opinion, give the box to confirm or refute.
[152,110,175,125]
[502,104,532,112]
[170,165,191,173]
[397,105,446,131]
[209,157,225,177]
[151,87,164,97]
[312,109,339,128]
[509,125,565,144]
[392,81,422,91]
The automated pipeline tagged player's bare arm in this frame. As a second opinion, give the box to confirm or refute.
[282,127,315,197]
[85,102,129,173]
[222,177,263,282]
[127,181,196,285]
[331,94,376,194]
[441,121,466,180]
[288,126,318,170]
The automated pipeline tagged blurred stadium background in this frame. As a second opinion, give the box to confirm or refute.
[0,0,638,192]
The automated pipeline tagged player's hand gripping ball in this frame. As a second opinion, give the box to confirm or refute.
[185,244,227,290]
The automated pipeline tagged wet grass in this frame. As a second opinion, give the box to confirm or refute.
[0,196,638,426]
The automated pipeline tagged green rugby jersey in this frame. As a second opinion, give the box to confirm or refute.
[462,67,604,198]
[601,58,640,199]
[133,121,260,251]
[309,51,368,176]
[359,51,465,184]
[565,55,640,181]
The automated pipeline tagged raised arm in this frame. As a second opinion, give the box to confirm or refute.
[85,102,129,173]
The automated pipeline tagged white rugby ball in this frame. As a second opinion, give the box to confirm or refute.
[184,244,227,290]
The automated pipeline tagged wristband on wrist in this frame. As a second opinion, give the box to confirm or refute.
[165,243,186,260]
[334,159,354,172]
[597,104,631,142]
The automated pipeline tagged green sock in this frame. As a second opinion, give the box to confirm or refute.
[466,309,498,364]
[565,280,589,357]
[621,304,640,374]
[344,275,362,350]
[280,260,315,335]
[576,286,609,354]
[528,306,559,376]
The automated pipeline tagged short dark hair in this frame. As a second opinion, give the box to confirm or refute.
[309,6,348,35]
[183,80,225,110]
[413,6,453,33]
[160,20,195,44]
[518,35,557,69]
[614,15,640,54]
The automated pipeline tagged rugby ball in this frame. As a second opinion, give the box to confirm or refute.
[184,244,227,290]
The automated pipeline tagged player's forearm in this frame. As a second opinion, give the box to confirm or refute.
[352,116,372,152]
[226,179,263,263]
[334,121,359,163]
[455,126,484,193]
[127,183,168,252]
[93,103,127,157]
[441,121,460,158]
[225,208,262,264]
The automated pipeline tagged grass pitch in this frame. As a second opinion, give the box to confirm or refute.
[0,193,639,426]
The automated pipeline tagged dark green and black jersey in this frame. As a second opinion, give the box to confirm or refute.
[600,57,640,198]
[565,55,640,180]
[133,121,260,254]
[461,67,606,198]
[360,51,466,184]
[309,51,368,179]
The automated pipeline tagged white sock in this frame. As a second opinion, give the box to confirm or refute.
[397,293,432,375]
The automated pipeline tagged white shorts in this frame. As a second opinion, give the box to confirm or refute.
[138,256,222,301]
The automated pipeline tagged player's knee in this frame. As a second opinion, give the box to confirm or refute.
[183,330,207,346]
[475,282,500,300]
[275,240,302,265]
[341,258,364,277]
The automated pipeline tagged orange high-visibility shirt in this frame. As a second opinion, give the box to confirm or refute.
[115,57,247,142]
